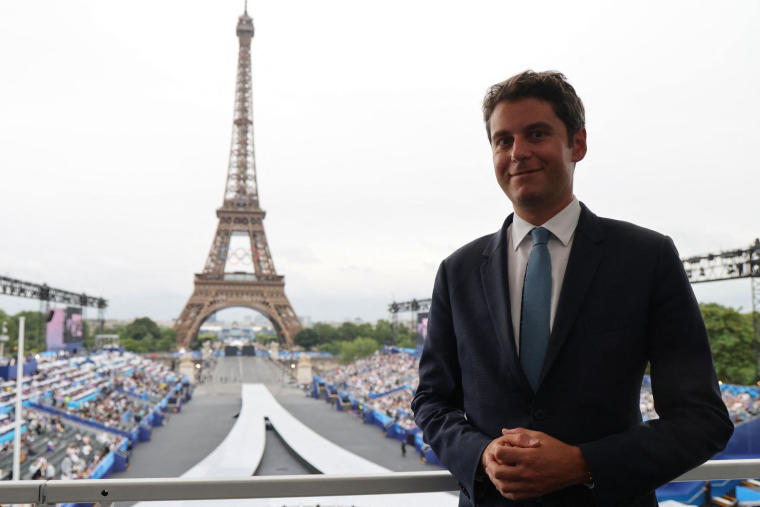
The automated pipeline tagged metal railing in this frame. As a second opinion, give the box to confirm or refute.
[3,460,760,506]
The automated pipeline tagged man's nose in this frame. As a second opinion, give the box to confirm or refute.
[511,137,531,162]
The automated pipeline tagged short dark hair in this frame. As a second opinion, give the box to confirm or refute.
[482,70,585,146]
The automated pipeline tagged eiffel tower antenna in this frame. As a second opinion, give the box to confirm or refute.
[175,8,301,349]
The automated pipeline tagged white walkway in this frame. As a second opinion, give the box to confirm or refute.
[134,384,457,507]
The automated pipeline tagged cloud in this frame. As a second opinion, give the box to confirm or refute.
[277,246,320,265]
[0,1,757,322]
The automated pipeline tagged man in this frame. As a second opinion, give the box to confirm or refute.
[411,70,733,507]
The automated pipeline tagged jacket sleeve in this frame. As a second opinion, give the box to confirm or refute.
[578,235,734,506]
[412,261,493,504]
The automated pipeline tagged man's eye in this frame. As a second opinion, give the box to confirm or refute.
[498,138,512,145]
[531,131,547,139]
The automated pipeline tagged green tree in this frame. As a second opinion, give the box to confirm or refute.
[143,333,157,351]
[82,321,95,350]
[121,337,148,353]
[393,323,416,349]
[257,333,278,346]
[701,303,755,385]
[1,311,47,354]
[356,323,373,339]
[339,336,380,364]
[397,333,416,349]
[336,322,360,342]
[154,327,176,351]
[156,336,175,351]
[0,309,12,359]
[318,342,340,356]
[294,328,320,350]
[124,317,162,341]
[373,320,396,345]
[311,322,338,344]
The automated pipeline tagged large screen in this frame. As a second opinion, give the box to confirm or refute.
[46,307,83,351]
[416,312,429,354]
[46,308,65,350]
[64,307,83,344]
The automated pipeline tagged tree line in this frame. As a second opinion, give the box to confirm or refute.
[293,320,417,364]
[101,317,177,353]
[0,305,758,384]
[0,310,176,355]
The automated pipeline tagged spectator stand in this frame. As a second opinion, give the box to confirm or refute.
[319,369,760,505]
[314,362,760,478]
[0,351,191,497]
[0,407,128,485]
[0,416,27,445]
[311,350,438,466]
[0,358,37,381]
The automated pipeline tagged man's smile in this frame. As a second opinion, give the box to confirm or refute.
[511,168,543,178]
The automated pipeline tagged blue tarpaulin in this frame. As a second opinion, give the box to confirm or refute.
[737,486,760,502]
[0,423,26,444]
[655,481,705,505]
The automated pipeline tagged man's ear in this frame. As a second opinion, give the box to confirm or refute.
[571,126,587,163]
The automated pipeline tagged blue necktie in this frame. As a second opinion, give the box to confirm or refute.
[520,227,552,392]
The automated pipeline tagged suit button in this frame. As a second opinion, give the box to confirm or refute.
[533,409,546,421]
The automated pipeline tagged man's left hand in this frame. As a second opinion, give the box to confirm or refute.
[484,427,590,501]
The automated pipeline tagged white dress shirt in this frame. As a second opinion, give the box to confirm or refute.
[507,196,581,354]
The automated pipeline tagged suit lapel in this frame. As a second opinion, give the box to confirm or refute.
[539,202,605,386]
[481,214,533,397]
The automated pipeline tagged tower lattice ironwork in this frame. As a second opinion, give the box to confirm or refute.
[175,7,301,349]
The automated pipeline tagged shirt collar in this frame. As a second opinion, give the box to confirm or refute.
[511,196,581,250]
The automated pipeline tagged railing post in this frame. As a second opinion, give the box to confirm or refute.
[37,481,47,506]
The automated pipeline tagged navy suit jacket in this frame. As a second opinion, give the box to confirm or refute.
[412,203,733,507]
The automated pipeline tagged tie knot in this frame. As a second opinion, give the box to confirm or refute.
[531,227,550,246]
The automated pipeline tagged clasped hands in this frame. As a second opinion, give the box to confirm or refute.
[479,427,590,501]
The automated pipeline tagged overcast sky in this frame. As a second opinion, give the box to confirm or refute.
[1,1,758,324]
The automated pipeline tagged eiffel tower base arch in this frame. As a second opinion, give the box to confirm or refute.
[174,276,300,350]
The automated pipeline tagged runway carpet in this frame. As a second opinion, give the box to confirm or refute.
[110,356,437,506]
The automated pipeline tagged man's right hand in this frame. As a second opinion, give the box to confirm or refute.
[481,428,590,501]
[478,432,540,476]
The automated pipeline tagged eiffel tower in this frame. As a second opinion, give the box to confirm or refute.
[175,7,301,349]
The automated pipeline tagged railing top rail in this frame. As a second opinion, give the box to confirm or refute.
[3,460,760,504]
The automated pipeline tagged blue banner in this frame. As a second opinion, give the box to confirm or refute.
[88,451,115,479]
[0,423,27,444]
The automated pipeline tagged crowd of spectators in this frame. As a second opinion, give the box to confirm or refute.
[319,352,760,433]
[116,369,171,404]
[27,431,119,481]
[0,351,181,486]
[0,409,66,475]
[65,388,147,431]
[641,380,760,424]
[639,385,658,422]
[722,389,760,424]
[0,408,122,482]
[319,351,419,430]
[30,353,178,431]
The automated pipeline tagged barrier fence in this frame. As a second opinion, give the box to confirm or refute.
[2,460,760,506]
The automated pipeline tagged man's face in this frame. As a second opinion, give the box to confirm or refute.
[489,98,586,212]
